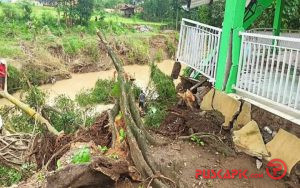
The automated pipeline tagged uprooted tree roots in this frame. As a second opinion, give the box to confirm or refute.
[0,134,33,169]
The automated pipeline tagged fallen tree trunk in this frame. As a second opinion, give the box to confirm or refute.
[0,91,59,136]
[97,31,173,187]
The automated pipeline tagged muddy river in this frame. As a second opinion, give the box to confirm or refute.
[0,60,180,111]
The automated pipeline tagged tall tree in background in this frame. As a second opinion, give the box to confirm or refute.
[142,0,172,21]
[57,0,94,26]
[77,0,95,24]
[254,0,300,30]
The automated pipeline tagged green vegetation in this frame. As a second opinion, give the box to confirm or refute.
[191,135,205,146]
[145,63,176,128]
[144,105,167,128]
[49,94,96,133]
[98,145,109,153]
[127,39,150,64]
[25,86,46,110]
[0,165,22,187]
[0,87,96,134]
[107,153,119,160]
[149,63,176,103]
[71,147,91,164]
[76,79,142,107]
[154,49,163,62]
[0,163,35,187]
[119,128,126,142]
[7,64,23,93]
[76,79,115,107]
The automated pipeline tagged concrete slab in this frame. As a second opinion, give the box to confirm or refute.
[233,101,252,130]
[212,91,241,128]
[200,89,214,111]
[232,120,269,157]
[265,129,300,174]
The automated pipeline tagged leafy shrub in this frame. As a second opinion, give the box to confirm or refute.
[132,83,142,100]
[40,12,57,27]
[76,79,142,107]
[7,64,23,93]
[144,63,177,128]
[0,165,22,187]
[144,104,167,128]
[92,79,115,103]
[1,4,21,21]
[150,63,176,103]
[49,95,84,133]
[63,36,84,56]
[9,110,39,133]
[25,86,46,110]
[71,147,91,164]
[21,1,32,21]
[75,89,95,107]
[22,65,48,86]
[76,79,115,107]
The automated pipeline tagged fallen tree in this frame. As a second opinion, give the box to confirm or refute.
[96,30,175,187]
[0,91,59,136]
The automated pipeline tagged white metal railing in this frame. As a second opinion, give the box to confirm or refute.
[235,32,300,111]
[247,28,300,49]
[176,18,222,83]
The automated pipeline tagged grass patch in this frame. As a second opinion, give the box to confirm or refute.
[0,165,22,187]
[62,36,84,56]
[127,39,150,64]
[76,79,115,107]
[154,49,163,62]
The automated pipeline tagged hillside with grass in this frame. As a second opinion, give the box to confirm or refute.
[0,2,177,94]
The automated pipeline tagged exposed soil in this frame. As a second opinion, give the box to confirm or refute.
[152,104,297,187]
[252,105,300,138]
[158,106,233,147]
[150,140,287,188]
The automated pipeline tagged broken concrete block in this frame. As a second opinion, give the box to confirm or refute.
[212,90,241,129]
[265,129,300,174]
[232,120,269,157]
[233,101,251,130]
[200,89,214,111]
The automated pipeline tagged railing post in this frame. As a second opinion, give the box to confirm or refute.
[225,27,244,93]
[215,0,246,91]
[176,20,184,61]
[273,0,284,37]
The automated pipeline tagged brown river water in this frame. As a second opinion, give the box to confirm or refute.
[0,60,180,111]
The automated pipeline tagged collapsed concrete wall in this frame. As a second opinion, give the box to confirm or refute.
[200,88,300,176]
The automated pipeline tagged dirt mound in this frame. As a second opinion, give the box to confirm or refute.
[159,107,224,136]
[158,106,234,150]
[33,111,112,170]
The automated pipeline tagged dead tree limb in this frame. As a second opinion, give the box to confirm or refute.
[0,91,59,136]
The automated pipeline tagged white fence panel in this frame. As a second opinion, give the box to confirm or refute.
[235,32,300,111]
[176,19,222,83]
